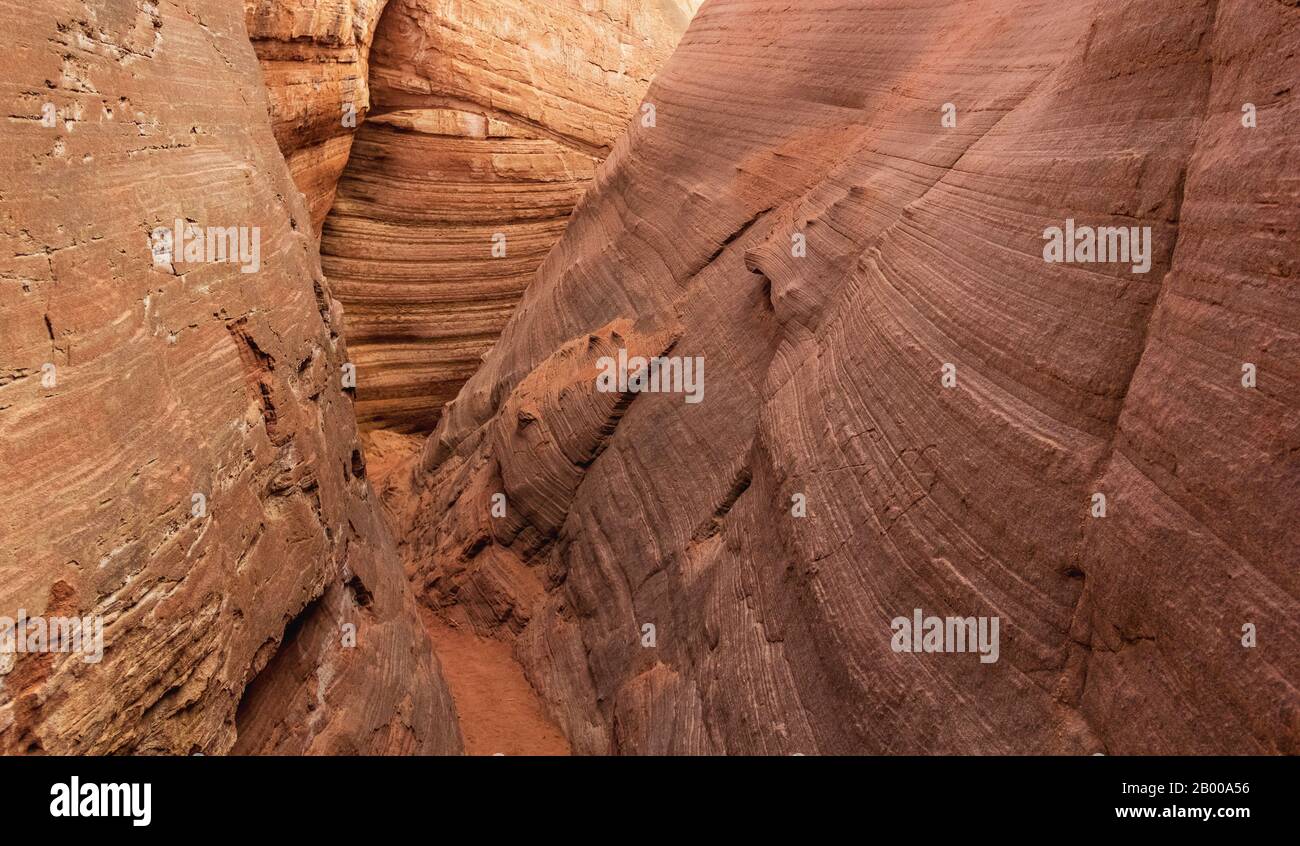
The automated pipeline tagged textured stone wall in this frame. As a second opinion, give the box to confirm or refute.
[321,0,702,431]
[0,0,461,754]
[389,0,1300,754]
[243,0,392,234]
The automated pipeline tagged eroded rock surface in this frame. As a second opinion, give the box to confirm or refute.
[0,0,460,754]
[321,0,702,432]
[244,0,390,233]
[391,0,1300,754]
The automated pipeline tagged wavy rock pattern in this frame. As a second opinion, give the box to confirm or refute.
[0,0,461,754]
[324,109,597,432]
[393,0,1300,754]
[244,0,391,233]
[321,0,701,432]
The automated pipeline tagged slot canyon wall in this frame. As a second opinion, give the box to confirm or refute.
[319,0,704,432]
[0,0,1294,758]
[243,0,392,234]
[389,0,1300,754]
[0,0,461,754]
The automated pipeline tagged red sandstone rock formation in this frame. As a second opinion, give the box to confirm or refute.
[244,0,391,234]
[0,0,460,754]
[392,0,1300,754]
[324,109,598,432]
[321,0,702,432]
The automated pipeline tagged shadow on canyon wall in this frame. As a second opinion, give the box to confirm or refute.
[0,0,1295,756]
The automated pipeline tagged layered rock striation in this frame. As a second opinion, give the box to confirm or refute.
[391,0,1300,754]
[321,0,702,432]
[0,0,460,754]
[244,0,391,233]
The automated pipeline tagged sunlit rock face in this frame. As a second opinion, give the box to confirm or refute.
[0,0,461,755]
[390,0,1300,754]
[321,0,703,432]
[244,0,391,234]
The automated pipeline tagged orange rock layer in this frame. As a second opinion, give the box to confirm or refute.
[322,0,701,431]
[391,0,1300,754]
[244,0,391,233]
[0,0,461,754]
[323,109,596,431]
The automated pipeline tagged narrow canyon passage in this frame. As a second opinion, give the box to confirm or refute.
[419,610,570,756]
[302,0,703,753]
[362,431,569,755]
[4,0,1293,761]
